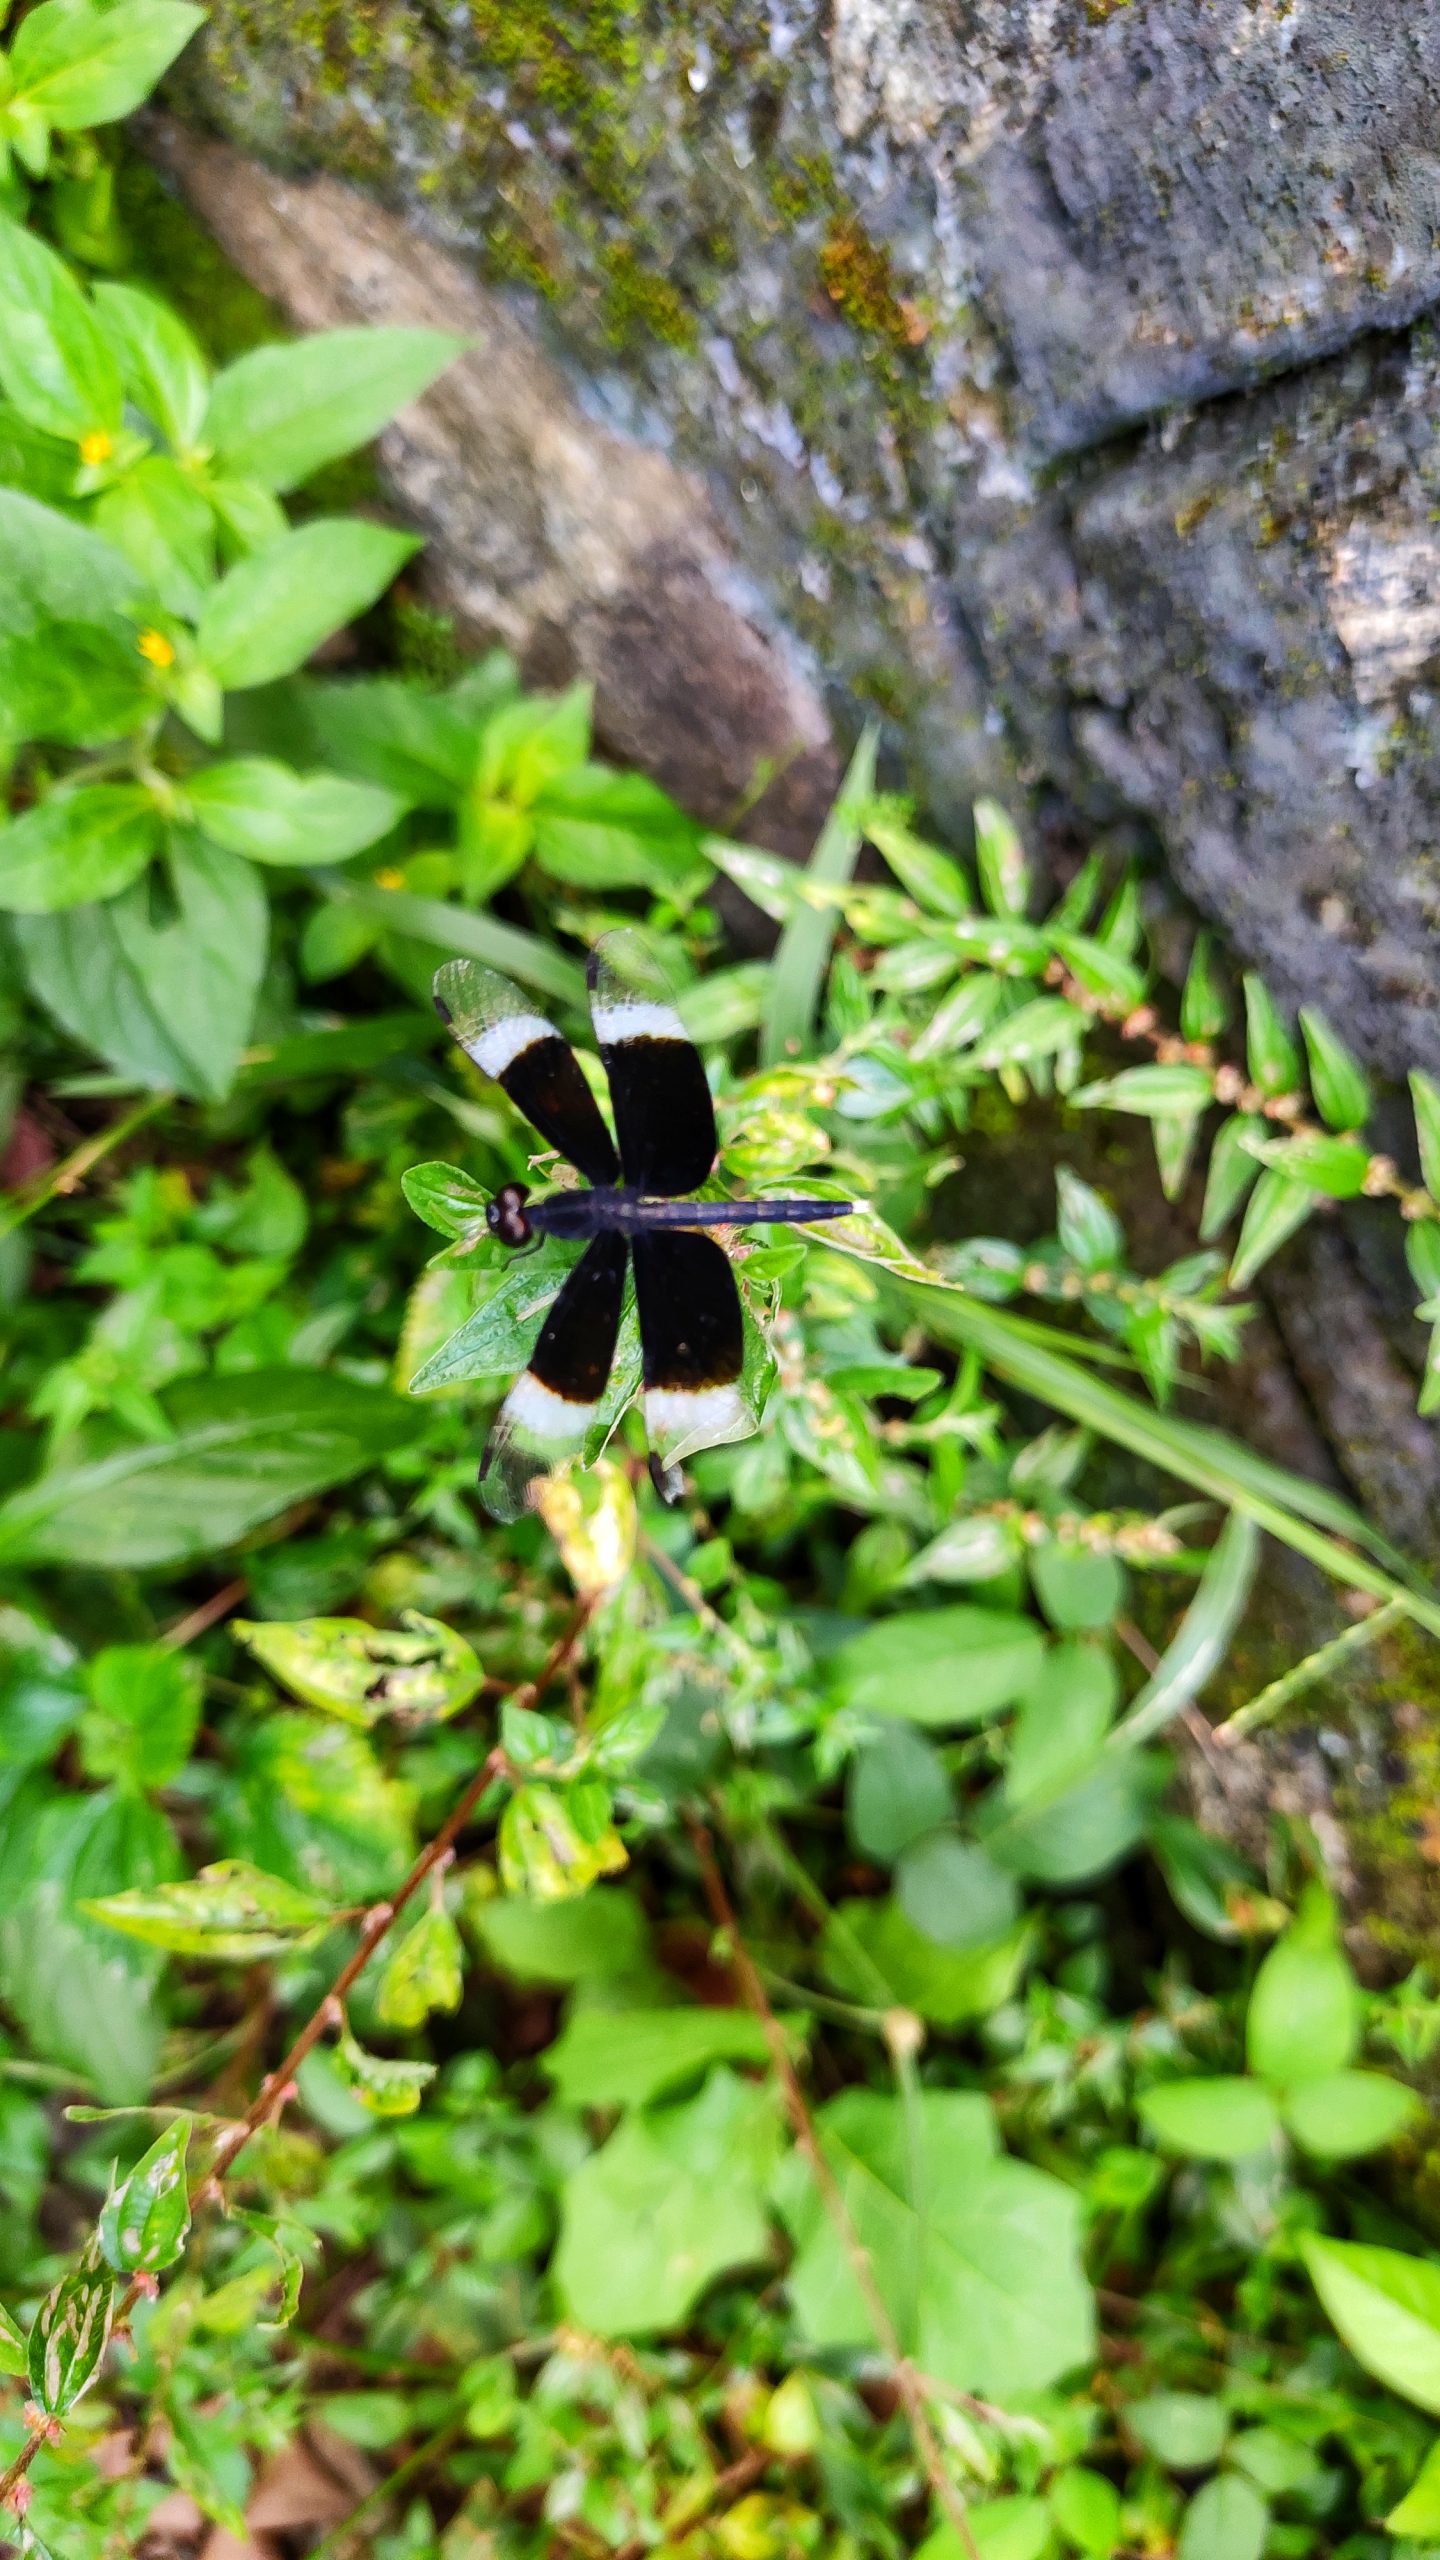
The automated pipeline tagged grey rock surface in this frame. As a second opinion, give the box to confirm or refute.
[160,0,1440,1075]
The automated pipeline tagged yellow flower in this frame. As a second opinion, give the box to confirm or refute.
[78,429,113,468]
[137,628,177,669]
[373,866,405,890]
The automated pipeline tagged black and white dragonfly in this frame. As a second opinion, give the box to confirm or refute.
[433,934,851,1520]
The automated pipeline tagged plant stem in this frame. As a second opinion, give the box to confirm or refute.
[685,1815,980,2560]
[0,1598,595,2521]
[1212,1596,1406,1744]
[0,1091,171,1239]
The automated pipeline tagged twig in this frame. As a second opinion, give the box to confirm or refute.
[684,1815,980,2560]
[0,1091,171,1238]
[0,1598,595,2520]
[160,1578,249,1651]
[1212,1595,1405,1744]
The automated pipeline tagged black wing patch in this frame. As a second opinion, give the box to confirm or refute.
[479,1231,628,1521]
[588,934,716,1198]
[631,1228,752,1469]
[435,957,619,1186]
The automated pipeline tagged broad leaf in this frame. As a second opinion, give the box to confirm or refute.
[0,785,157,913]
[332,2023,435,2117]
[188,757,405,865]
[234,1610,482,1727]
[0,1369,415,1568]
[92,278,209,451]
[776,2086,1093,2396]
[822,1897,1032,2028]
[197,519,421,689]
[829,1606,1045,1728]
[204,327,463,491]
[16,836,267,1099]
[8,0,203,131]
[1178,2476,1267,2560]
[1137,2076,1280,2161]
[0,212,121,439]
[555,2066,778,2336]
[85,1857,339,1959]
[374,1907,465,2029]
[541,2004,770,2109]
[1302,2233,1440,2413]
[1281,2068,1421,2160]
[1245,1884,1358,2085]
[79,1644,202,1791]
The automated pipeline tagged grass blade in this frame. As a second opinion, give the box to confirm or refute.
[1109,1513,1260,1748]
[317,874,587,1008]
[905,1285,1440,1640]
[759,725,878,1068]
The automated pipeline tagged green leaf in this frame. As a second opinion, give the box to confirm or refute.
[984,1750,1158,1887]
[374,1906,465,2029]
[1047,927,1146,1014]
[1054,1167,1124,1272]
[1302,2233,1440,2413]
[1178,2477,1267,2560]
[1072,1064,1215,1118]
[973,796,1030,917]
[85,1858,339,1960]
[541,2003,770,2109]
[1179,930,1227,1041]
[1243,973,1300,1097]
[1006,1642,1119,1804]
[1299,1006,1369,1132]
[0,1368,415,1569]
[1388,2438,1440,2534]
[917,2498,1053,2560]
[8,0,203,129]
[1412,1070,1440,1202]
[531,764,704,891]
[17,835,267,1099]
[776,2086,1093,2396]
[0,212,121,439]
[895,1831,1020,1949]
[0,486,142,635]
[864,797,972,915]
[1245,1128,1370,1198]
[0,617,153,752]
[1110,1512,1259,1747]
[407,1238,579,1392]
[1228,1164,1315,1288]
[1199,1112,1265,1240]
[846,1726,954,1861]
[760,725,876,1067]
[823,1897,1032,2028]
[92,279,209,451]
[332,2022,436,2117]
[472,1885,656,1989]
[0,785,158,913]
[1127,2391,1229,2471]
[1246,1883,1358,2084]
[1137,2075,1280,2161]
[1048,2467,1122,2557]
[973,996,1088,1069]
[1029,1541,1124,1632]
[299,672,483,803]
[97,2116,191,2273]
[401,1159,490,1240]
[829,1605,1045,1728]
[28,2262,116,2415]
[197,519,421,688]
[187,757,408,864]
[0,2302,27,2379]
[555,2066,777,2336]
[320,871,587,1007]
[79,1644,202,1790]
[1280,2067,1420,2159]
[94,454,215,618]
[234,1610,482,1727]
[203,326,462,491]
[498,1779,628,1902]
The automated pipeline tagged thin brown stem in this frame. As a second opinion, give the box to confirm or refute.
[684,1815,980,2560]
[0,1091,171,1239]
[0,1598,595,2521]
[160,1577,249,1652]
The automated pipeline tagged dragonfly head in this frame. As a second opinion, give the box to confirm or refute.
[488,1181,533,1249]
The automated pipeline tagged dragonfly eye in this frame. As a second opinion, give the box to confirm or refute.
[491,1182,532,1249]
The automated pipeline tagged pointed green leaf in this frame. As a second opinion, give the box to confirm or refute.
[1299,1007,1369,1132]
[197,519,421,689]
[1199,1112,1265,1240]
[1301,2233,1440,2414]
[1228,1165,1316,1287]
[374,1906,465,2030]
[973,797,1030,918]
[97,2117,192,2272]
[1179,930,1227,1041]
[204,326,463,492]
[1242,973,1300,1097]
[28,2261,116,2414]
[234,1610,481,1726]
[83,1858,339,1959]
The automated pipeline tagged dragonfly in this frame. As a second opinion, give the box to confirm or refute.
[433,933,852,1520]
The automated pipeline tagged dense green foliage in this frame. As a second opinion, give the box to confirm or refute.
[8,9,1440,2559]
